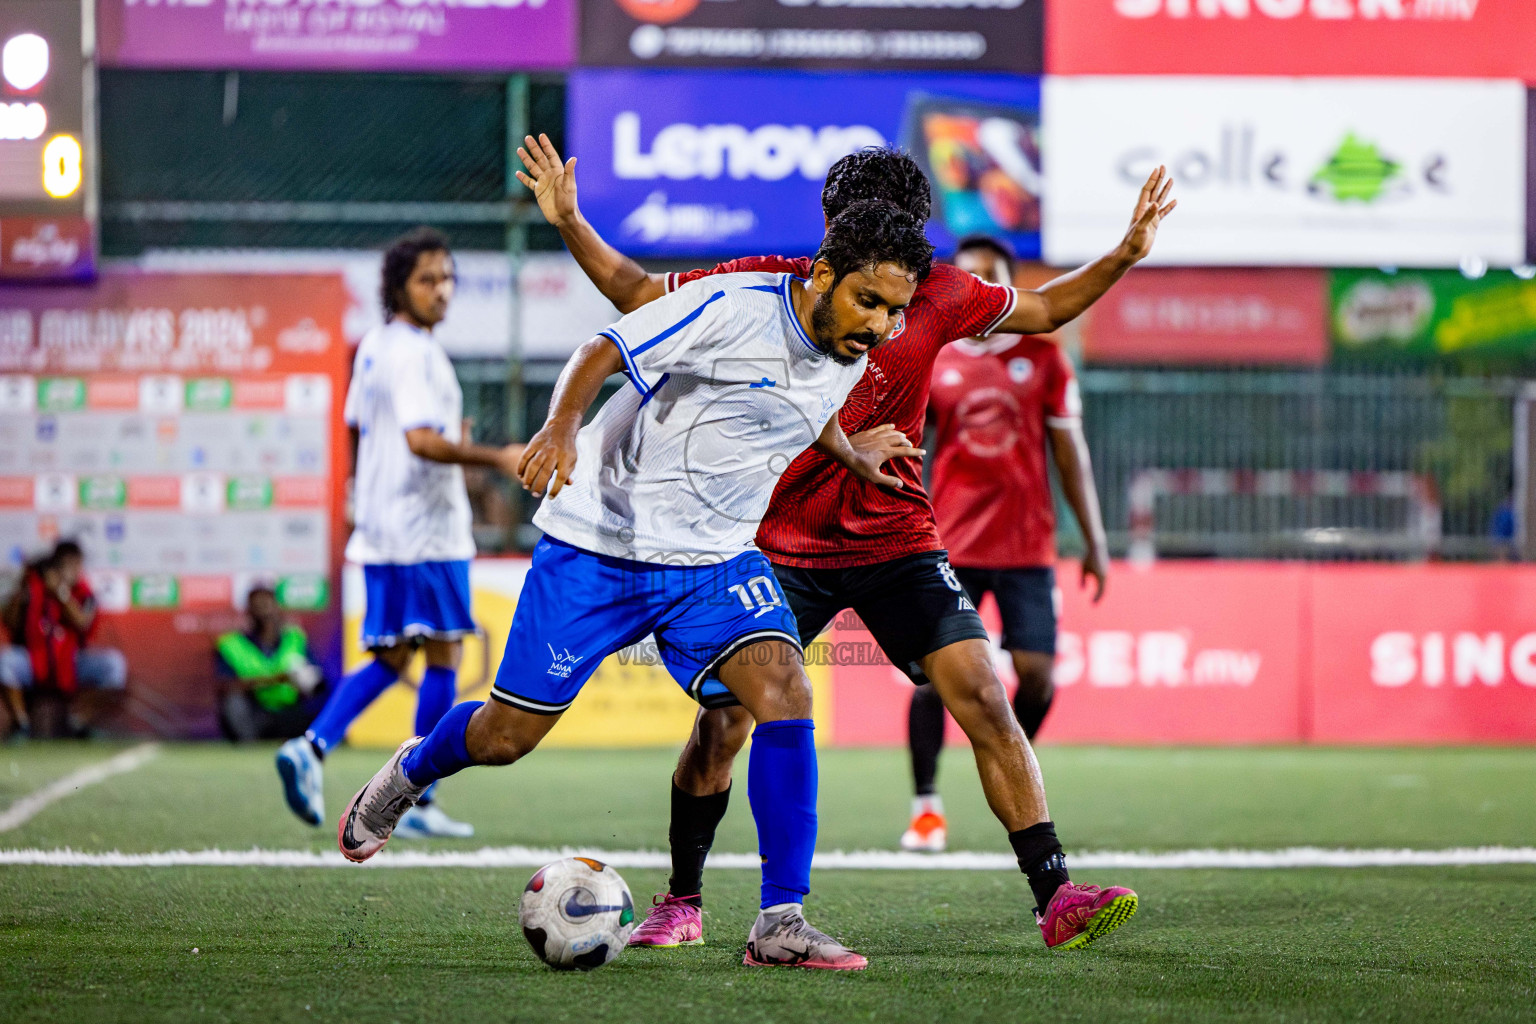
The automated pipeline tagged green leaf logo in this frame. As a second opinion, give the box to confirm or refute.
[1310,133,1403,203]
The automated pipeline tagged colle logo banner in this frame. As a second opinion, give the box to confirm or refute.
[1043,76,1524,267]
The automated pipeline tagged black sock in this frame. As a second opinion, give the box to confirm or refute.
[1013,688,1055,741]
[667,781,730,903]
[908,683,946,796]
[306,737,325,761]
[1009,821,1071,913]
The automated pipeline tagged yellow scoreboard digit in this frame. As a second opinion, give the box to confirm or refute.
[0,0,92,280]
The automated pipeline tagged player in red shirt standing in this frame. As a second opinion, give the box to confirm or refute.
[903,235,1109,854]
[516,135,1173,953]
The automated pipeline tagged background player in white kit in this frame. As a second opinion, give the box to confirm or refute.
[276,228,524,836]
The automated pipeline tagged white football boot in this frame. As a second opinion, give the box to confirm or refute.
[742,904,868,970]
[395,802,475,839]
[337,739,426,862]
[275,737,324,826]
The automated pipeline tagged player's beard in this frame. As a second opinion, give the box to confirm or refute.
[810,291,874,367]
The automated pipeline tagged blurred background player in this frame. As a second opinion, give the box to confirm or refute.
[0,540,127,740]
[215,584,326,744]
[274,227,524,838]
[902,235,1110,853]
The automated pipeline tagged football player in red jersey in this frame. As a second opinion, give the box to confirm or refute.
[902,234,1110,855]
[516,134,1173,951]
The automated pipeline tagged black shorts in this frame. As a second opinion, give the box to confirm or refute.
[954,566,1060,655]
[772,549,990,685]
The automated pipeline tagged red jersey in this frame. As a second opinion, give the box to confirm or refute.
[15,571,98,694]
[667,259,1016,568]
[928,335,1080,569]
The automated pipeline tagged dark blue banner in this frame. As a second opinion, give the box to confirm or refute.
[568,69,1041,260]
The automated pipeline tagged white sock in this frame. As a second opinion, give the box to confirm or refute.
[912,794,945,817]
[761,902,802,916]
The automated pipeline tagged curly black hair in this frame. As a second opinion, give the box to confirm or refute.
[815,199,934,287]
[380,226,452,321]
[821,147,932,224]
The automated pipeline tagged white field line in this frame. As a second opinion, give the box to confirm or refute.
[1,844,1534,871]
[0,743,160,833]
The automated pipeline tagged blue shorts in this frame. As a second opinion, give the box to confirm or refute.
[491,537,801,714]
[361,560,475,649]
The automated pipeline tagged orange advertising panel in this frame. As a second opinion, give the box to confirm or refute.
[0,272,351,736]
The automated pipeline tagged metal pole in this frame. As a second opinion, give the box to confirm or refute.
[505,74,530,551]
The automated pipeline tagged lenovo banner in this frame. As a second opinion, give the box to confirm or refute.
[1049,0,1536,79]
[579,0,1041,73]
[1043,77,1528,268]
[569,69,1041,258]
[1081,268,1328,364]
[98,0,575,72]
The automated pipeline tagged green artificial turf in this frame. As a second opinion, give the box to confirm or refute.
[1,743,1534,1023]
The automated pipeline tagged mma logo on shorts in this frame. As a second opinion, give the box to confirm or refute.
[937,560,962,592]
[547,644,586,679]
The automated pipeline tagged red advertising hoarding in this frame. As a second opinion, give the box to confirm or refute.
[1310,565,1536,744]
[1049,1,1536,79]
[1080,268,1328,365]
[824,561,1536,746]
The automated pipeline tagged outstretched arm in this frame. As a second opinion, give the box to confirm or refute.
[815,420,924,491]
[516,133,667,314]
[516,335,626,499]
[998,166,1177,336]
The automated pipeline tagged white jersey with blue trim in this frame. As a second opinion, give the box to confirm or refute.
[535,272,867,563]
[343,320,475,565]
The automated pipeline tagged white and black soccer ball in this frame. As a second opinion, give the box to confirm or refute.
[518,857,636,970]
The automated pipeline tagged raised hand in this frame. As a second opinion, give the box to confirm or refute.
[1119,165,1177,264]
[515,133,579,229]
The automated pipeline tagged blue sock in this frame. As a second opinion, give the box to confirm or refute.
[413,667,457,805]
[748,718,817,909]
[304,659,399,755]
[416,665,456,735]
[401,700,482,787]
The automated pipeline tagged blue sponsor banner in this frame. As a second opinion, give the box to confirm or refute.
[568,69,1041,260]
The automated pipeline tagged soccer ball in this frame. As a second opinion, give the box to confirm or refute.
[518,857,636,970]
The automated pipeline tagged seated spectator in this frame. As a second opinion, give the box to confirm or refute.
[0,540,127,739]
[216,586,325,743]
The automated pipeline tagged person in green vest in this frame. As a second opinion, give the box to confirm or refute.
[216,586,325,743]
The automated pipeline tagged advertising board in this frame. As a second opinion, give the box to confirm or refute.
[1042,77,1527,268]
[571,69,1041,258]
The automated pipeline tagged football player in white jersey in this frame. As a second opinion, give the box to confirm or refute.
[336,201,930,970]
[277,228,525,837]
